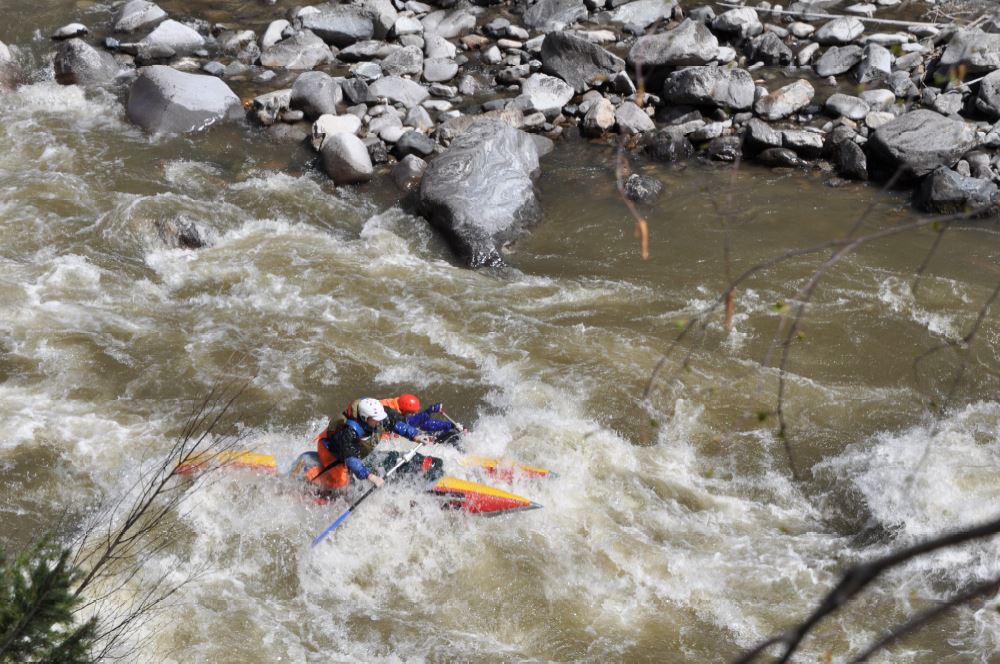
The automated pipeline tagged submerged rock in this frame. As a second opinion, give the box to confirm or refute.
[418,119,541,268]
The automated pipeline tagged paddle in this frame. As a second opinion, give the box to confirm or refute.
[442,412,466,432]
[310,442,425,547]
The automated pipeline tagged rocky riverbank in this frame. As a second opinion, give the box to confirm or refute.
[8,0,1000,266]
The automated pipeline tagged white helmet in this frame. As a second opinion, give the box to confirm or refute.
[357,398,387,422]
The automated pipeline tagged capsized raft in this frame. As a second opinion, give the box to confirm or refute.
[176,449,543,516]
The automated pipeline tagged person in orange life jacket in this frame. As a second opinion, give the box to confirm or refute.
[315,397,435,490]
[381,393,462,443]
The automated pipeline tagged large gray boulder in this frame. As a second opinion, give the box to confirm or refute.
[126,65,243,135]
[662,65,754,110]
[939,30,1000,75]
[53,38,119,86]
[523,0,588,32]
[610,0,677,30]
[302,6,375,47]
[711,7,762,38]
[867,109,979,181]
[260,30,333,69]
[320,132,374,184]
[418,119,541,268]
[139,19,204,57]
[814,17,864,45]
[914,166,998,212]
[627,19,719,89]
[540,31,624,94]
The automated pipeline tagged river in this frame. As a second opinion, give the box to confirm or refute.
[2,1,1000,662]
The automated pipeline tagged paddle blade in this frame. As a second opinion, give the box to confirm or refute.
[311,509,350,548]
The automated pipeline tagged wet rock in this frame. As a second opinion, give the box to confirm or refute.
[423,57,459,82]
[394,130,436,159]
[914,166,999,212]
[939,30,1000,76]
[859,88,895,112]
[340,77,372,104]
[392,154,427,191]
[610,0,677,30]
[53,38,120,86]
[824,93,869,120]
[866,109,978,181]
[582,97,615,136]
[311,114,363,150]
[338,40,397,62]
[139,19,204,58]
[126,65,243,135]
[623,172,663,203]
[424,34,457,60]
[886,70,918,99]
[757,147,805,167]
[781,129,823,158]
[252,89,291,125]
[748,32,792,66]
[381,45,424,77]
[864,111,894,130]
[615,101,655,135]
[114,0,167,33]
[365,136,389,164]
[436,107,525,144]
[662,65,755,111]
[260,30,333,69]
[834,139,867,180]
[814,17,864,45]
[753,79,814,121]
[52,24,88,41]
[523,0,589,32]
[627,19,719,89]
[418,119,541,268]
[705,135,742,161]
[321,132,374,184]
[422,8,477,39]
[815,45,862,77]
[540,31,624,94]
[743,117,783,153]
[643,128,695,161]
[261,19,291,50]
[711,7,762,39]
[852,42,892,84]
[932,92,963,117]
[291,71,342,120]
[368,75,429,107]
[976,70,1000,120]
[519,73,574,119]
[156,217,207,249]
[302,6,375,48]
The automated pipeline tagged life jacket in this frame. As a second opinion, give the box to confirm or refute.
[380,396,403,412]
[327,399,382,458]
[303,439,350,490]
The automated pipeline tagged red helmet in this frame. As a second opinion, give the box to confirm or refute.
[398,393,420,414]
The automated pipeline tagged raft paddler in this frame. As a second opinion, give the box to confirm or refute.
[381,393,463,444]
[314,397,435,491]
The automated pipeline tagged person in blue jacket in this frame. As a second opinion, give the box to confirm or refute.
[388,394,464,445]
[313,397,435,490]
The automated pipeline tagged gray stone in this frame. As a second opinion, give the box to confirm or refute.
[748,31,792,66]
[610,0,677,30]
[834,139,867,179]
[615,101,655,135]
[705,135,742,161]
[139,19,203,57]
[337,40,397,62]
[864,111,894,130]
[814,17,865,45]
[311,113,363,150]
[932,92,964,117]
[711,7,763,38]
[394,130,436,158]
[623,173,664,203]
[381,45,424,77]
[815,45,863,77]
[643,128,695,161]
[781,128,824,158]
[291,71,342,120]
[114,0,166,33]
[126,65,243,135]
[825,93,869,120]
[523,0,589,32]
[424,34,457,60]
[914,166,998,212]
[422,9,477,39]
[53,38,119,86]
[939,30,1000,75]
[392,154,427,191]
[540,31,625,94]
[253,89,292,126]
[52,23,88,41]
[261,20,291,50]
[582,97,615,136]
[887,70,918,99]
[520,73,574,118]
[757,147,805,168]
[351,61,382,82]
[302,6,376,48]
[321,132,374,184]
[852,42,892,83]
[662,66,755,110]
[627,18,719,88]
[859,88,895,112]
[260,30,333,69]
[867,109,979,180]
[423,57,459,82]
[753,79,814,121]
[368,75,430,107]
[743,117,783,153]
[406,105,434,131]
[418,119,541,267]
[976,70,1000,120]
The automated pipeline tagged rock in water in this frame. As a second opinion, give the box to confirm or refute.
[866,109,978,181]
[540,31,624,94]
[418,119,541,268]
[53,38,119,86]
[126,65,243,135]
